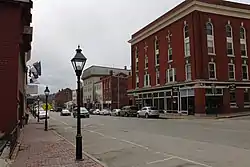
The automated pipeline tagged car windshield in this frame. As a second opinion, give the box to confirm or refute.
[150,107,158,110]
[130,106,138,110]
[80,108,88,112]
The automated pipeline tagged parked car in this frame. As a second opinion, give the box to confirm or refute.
[56,107,62,112]
[111,109,121,116]
[73,107,90,118]
[38,110,49,119]
[100,109,111,116]
[120,106,139,117]
[137,106,160,118]
[89,109,95,114]
[60,109,71,116]
[93,109,100,115]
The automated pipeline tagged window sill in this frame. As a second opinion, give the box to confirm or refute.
[144,68,148,70]
[241,56,248,58]
[227,55,235,57]
[155,84,160,87]
[155,64,160,67]
[208,53,216,56]
[168,60,173,63]
[244,105,250,108]
[143,85,151,88]
[209,78,217,80]
[184,55,191,58]
[242,79,249,81]
[229,79,236,81]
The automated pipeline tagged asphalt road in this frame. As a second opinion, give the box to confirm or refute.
[48,112,250,167]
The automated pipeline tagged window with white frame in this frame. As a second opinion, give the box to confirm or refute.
[241,44,247,57]
[136,73,139,88]
[185,63,191,81]
[226,24,234,56]
[228,63,235,80]
[242,64,248,80]
[135,47,139,71]
[145,55,148,69]
[240,27,247,57]
[184,25,190,57]
[156,68,160,85]
[167,68,176,83]
[206,22,215,54]
[240,27,246,40]
[155,38,160,66]
[244,89,250,106]
[144,71,150,87]
[168,45,173,62]
[208,62,216,79]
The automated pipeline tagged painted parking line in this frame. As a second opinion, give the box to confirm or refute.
[51,116,212,167]
[146,156,175,165]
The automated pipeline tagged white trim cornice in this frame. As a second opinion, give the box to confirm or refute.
[129,1,250,45]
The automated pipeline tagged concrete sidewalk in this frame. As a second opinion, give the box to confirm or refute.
[10,118,105,167]
[160,111,250,119]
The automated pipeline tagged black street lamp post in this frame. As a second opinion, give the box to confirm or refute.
[71,45,87,160]
[37,96,40,122]
[44,86,50,131]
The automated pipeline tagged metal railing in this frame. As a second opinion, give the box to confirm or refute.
[8,124,20,158]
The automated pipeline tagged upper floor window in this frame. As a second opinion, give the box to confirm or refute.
[228,63,235,80]
[136,73,139,88]
[206,22,213,36]
[156,68,160,85]
[167,68,176,83]
[184,25,189,38]
[135,47,139,60]
[240,27,246,40]
[226,24,232,38]
[145,55,148,69]
[184,24,190,57]
[144,71,150,87]
[206,22,215,54]
[168,45,173,62]
[155,38,159,51]
[208,62,216,79]
[185,63,191,81]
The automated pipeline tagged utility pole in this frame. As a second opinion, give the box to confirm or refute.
[117,76,120,109]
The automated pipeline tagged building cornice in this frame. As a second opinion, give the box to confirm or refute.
[129,0,250,45]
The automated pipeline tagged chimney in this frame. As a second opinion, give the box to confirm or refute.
[124,66,127,70]
[109,70,113,76]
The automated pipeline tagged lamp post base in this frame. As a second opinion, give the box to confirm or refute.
[76,134,83,160]
[45,120,48,131]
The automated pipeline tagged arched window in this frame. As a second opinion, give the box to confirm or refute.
[240,27,246,40]
[184,25,189,38]
[206,22,213,36]
[226,25,232,38]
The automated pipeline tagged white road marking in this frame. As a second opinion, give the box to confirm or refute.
[51,116,212,167]
[174,156,212,167]
[146,156,175,165]
[120,139,151,150]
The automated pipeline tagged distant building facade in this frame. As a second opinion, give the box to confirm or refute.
[93,80,103,109]
[102,71,130,109]
[81,65,130,109]
[128,0,250,115]
[55,88,72,108]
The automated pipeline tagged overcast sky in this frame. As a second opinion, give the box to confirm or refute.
[30,0,250,94]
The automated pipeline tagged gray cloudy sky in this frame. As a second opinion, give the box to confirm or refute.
[30,0,249,94]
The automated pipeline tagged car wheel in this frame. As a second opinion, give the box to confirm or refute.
[137,113,140,118]
[145,113,149,119]
[87,115,90,118]
[125,112,129,117]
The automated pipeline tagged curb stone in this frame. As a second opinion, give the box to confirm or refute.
[51,130,108,167]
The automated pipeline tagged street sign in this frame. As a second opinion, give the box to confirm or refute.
[42,103,52,111]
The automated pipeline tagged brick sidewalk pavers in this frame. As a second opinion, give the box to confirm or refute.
[11,118,104,167]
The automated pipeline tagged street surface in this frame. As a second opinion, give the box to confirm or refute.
[49,112,250,167]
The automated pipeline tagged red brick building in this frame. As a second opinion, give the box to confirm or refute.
[102,71,130,109]
[128,0,250,115]
[0,0,33,132]
[54,88,72,108]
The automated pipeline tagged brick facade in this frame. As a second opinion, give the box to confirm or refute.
[0,0,33,132]
[54,88,72,108]
[102,72,129,109]
[128,0,250,115]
